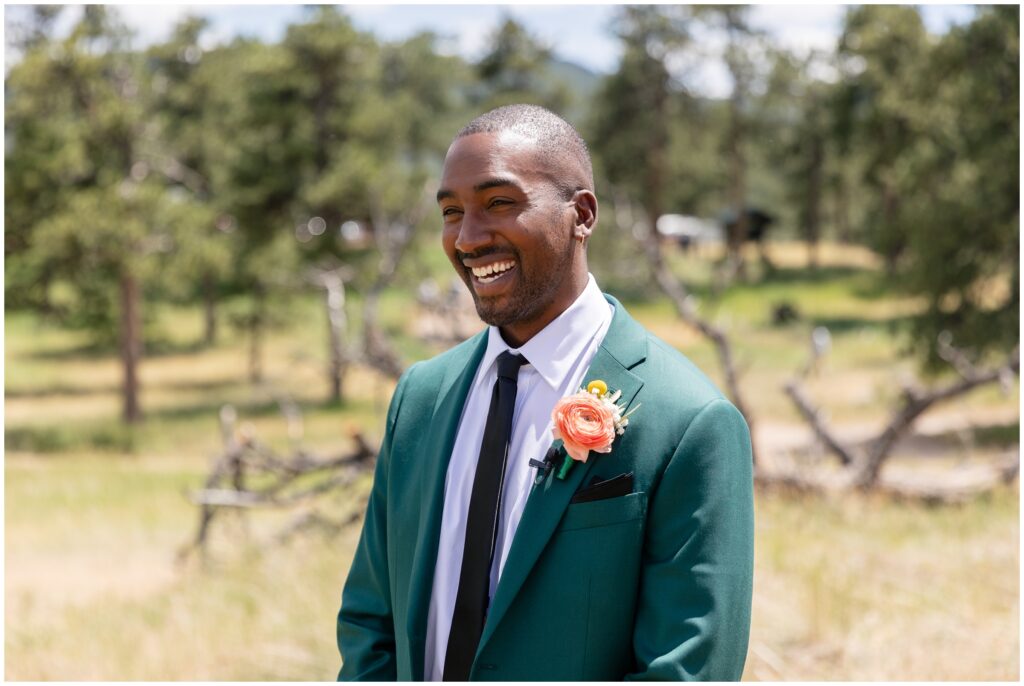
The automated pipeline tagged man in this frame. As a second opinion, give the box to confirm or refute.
[336,104,754,681]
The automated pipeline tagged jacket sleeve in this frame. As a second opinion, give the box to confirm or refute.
[336,366,414,681]
[625,398,755,681]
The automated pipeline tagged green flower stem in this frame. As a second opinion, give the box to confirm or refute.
[556,454,575,480]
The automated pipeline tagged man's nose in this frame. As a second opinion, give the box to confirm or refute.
[454,209,493,255]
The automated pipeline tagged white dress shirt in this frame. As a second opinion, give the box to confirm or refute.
[423,274,614,681]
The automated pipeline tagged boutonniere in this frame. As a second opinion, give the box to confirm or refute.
[551,380,640,480]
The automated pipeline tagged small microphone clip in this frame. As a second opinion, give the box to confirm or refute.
[529,446,560,484]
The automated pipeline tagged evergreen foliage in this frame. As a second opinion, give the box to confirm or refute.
[4,4,1018,419]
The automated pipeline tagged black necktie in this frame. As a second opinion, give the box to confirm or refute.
[444,350,527,681]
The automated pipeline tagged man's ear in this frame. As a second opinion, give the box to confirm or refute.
[572,189,598,241]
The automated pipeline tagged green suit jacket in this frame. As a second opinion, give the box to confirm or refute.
[337,294,754,681]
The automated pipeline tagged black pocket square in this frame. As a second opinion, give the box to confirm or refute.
[570,472,634,504]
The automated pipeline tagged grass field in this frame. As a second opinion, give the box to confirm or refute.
[5,241,1019,680]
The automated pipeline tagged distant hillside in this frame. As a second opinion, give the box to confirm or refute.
[542,57,602,123]
[547,57,601,96]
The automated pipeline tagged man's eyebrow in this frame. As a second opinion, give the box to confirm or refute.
[473,176,522,194]
[436,177,523,203]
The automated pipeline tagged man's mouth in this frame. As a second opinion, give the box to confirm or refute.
[469,259,517,285]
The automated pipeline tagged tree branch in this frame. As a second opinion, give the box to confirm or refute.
[782,380,857,466]
[612,189,760,465]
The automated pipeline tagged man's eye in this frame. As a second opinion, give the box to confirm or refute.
[489,198,512,208]
[442,207,462,217]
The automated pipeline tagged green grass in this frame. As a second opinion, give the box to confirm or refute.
[4,241,1019,679]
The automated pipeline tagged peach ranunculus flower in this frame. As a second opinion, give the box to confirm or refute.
[551,391,619,463]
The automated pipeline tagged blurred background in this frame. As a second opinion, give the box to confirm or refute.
[4,3,1019,680]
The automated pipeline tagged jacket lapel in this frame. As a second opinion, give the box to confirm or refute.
[477,295,647,655]
[405,332,488,680]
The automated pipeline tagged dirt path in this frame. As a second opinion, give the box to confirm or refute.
[755,405,1018,458]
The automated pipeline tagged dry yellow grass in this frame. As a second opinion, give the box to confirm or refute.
[747,488,1019,681]
[5,459,1017,680]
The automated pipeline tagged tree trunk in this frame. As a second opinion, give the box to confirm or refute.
[805,130,824,270]
[726,92,747,280]
[641,54,669,278]
[644,68,668,235]
[361,286,404,380]
[202,272,217,346]
[119,270,142,424]
[248,283,265,385]
[324,275,349,403]
[834,169,851,244]
[616,191,761,468]
[881,184,902,275]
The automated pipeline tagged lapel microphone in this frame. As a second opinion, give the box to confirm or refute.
[529,446,560,483]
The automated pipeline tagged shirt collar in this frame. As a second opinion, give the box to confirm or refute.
[478,274,611,390]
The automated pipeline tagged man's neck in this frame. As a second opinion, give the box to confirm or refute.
[496,271,591,348]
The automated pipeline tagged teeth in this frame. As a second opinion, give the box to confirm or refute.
[471,260,515,279]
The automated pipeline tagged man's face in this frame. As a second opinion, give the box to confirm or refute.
[437,131,581,340]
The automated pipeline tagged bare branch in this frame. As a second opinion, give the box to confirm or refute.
[781,332,1019,498]
[782,380,857,466]
[179,402,377,563]
[613,189,760,465]
[936,330,979,381]
[853,347,1020,488]
[361,183,434,380]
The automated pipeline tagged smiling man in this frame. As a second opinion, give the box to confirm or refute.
[336,104,754,681]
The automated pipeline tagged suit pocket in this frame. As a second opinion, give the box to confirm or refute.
[570,472,634,504]
[557,491,647,532]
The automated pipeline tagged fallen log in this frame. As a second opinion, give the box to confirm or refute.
[177,402,377,564]
[768,336,1019,504]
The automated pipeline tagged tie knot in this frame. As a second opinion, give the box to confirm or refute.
[496,351,527,381]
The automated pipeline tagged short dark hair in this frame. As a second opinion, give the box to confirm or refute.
[456,104,594,200]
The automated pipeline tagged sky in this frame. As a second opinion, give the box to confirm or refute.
[4,3,980,97]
